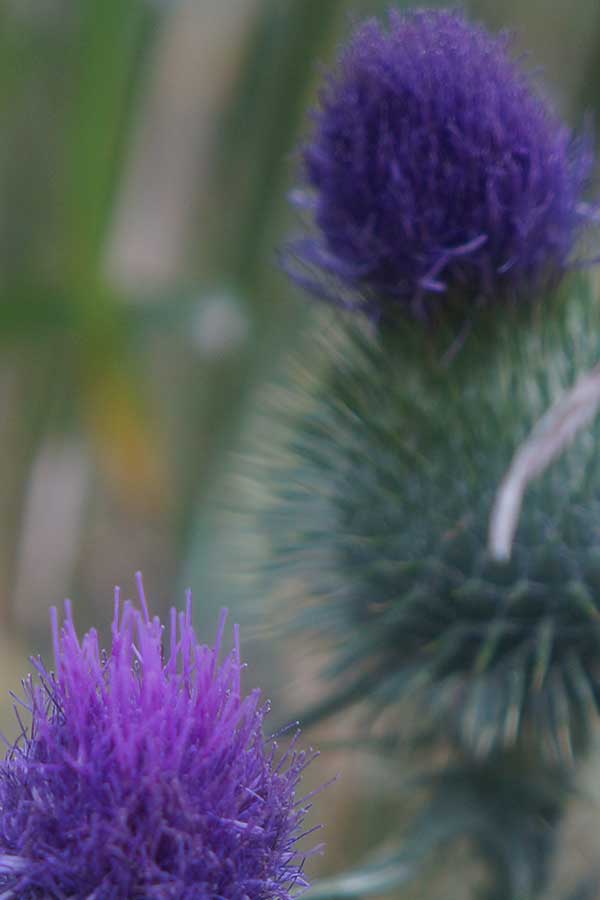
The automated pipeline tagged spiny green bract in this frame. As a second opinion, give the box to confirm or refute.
[256,274,600,764]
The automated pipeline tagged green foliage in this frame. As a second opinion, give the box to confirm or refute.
[66,0,151,289]
[308,757,570,900]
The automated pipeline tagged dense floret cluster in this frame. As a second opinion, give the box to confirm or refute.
[286,9,594,322]
[0,576,319,899]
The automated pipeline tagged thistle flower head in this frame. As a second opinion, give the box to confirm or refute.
[0,575,320,899]
[286,8,595,323]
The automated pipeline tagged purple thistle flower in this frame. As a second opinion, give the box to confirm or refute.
[285,8,595,323]
[0,574,322,899]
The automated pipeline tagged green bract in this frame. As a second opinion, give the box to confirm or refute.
[258,273,600,764]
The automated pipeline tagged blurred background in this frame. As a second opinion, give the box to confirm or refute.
[1,0,600,892]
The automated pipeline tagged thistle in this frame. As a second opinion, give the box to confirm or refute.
[0,574,321,899]
[270,6,600,764]
[254,7,600,897]
[285,9,594,323]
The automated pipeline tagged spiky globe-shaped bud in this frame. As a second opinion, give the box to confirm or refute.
[285,9,594,322]
[0,575,321,899]
[255,276,600,764]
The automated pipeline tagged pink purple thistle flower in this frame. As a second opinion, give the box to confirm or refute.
[285,9,596,323]
[0,574,322,899]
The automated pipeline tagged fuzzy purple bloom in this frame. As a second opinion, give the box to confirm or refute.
[0,575,321,900]
[285,8,595,322]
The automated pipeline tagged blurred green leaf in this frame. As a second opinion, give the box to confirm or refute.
[309,760,568,900]
[214,0,343,294]
[67,0,155,289]
[306,854,418,900]
[180,0,346,595]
